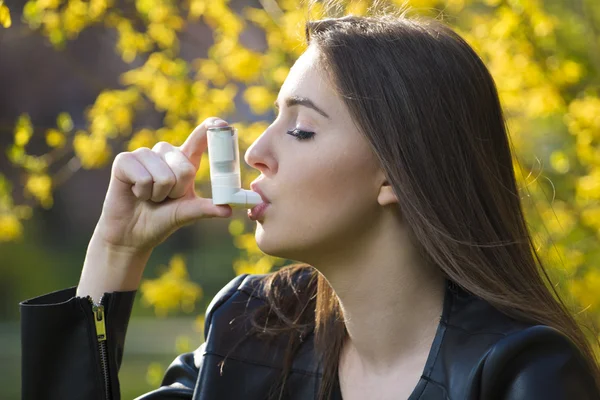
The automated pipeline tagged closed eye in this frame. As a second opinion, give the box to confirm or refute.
[287,128,315,141]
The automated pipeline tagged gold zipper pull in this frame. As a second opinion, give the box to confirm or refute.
[93,304,107,342]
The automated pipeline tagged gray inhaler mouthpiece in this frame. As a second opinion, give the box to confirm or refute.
[206,125,262,208]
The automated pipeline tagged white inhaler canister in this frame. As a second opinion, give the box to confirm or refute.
[206,125,262,208]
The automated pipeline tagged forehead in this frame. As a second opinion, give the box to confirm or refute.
[278,46,338,107]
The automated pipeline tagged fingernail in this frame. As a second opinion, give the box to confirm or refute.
[211,118,227,126]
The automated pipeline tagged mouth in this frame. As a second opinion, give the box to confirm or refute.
[248,202,270,221]
[250,181,270,204]
[249,179,271,221]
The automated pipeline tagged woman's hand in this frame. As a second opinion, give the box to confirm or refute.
[96,117,232,253]
[77,117,232,300]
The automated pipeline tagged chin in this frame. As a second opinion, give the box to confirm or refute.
[253,225,284,258]
[253,225,311,263]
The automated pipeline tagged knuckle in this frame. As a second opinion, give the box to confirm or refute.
[178,163,197,180]
[132,147,151,156]
[114,151,129,164]
[152,141,172,152]
[155,174,176,188]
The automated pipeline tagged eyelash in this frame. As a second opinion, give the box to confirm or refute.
[273,108,315,141]
[286,128,315,141]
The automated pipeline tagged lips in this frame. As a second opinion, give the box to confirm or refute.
[248,202,270,221]
[249,180,270,221]
[250,181,270,204]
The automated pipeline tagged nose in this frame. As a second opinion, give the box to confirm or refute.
[244,127,275,174]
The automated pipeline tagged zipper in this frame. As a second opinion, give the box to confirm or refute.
[88,296,112,400]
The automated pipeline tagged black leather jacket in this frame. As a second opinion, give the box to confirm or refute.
[20,272,600,400]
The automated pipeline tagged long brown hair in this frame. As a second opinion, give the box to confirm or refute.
[225,5,600,400]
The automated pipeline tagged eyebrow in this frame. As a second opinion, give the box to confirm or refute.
[274,96,331,119]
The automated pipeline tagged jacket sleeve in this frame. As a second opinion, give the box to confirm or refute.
[20,273,248,400]
[20,286,136,400]
[480,325,600,400]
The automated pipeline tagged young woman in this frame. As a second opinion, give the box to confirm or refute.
[21,10,600,400]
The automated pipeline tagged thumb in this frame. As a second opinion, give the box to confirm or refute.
[174,196,233,226]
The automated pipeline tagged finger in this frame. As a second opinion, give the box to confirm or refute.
[132,148,176,203]
[153,141,197,200]
[163,149,197,199]
[174,196,233,226]
[112,153,154,201]
[179,117,228,168]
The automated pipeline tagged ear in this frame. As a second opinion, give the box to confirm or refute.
[377,180,399,207]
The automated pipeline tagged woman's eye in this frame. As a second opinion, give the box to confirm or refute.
[287,128,315,141]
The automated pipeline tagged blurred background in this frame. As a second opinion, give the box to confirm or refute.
[1,0,599,398]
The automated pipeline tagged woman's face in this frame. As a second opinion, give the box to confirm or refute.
[244,45,389,263]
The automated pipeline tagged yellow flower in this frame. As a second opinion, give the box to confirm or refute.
[25,174,53,208]
[566,96,600,137]
[112,106,133,132]
[46,128,66,148]
[146,363,164,387]
[42,10,60,31]
[550,151,569,174]
[221,46,263,83]
[57,112,74,132]
[195,58,228,86]
[272,66,289,85]
[568,270,600,314]
[345,0,370,16]
[233,256,274,276]
[14,114,33,147]
[0,214,22,241]
[581,206,600,232]
[243,86,276,115]
[228,219,245,236]
[208,84,237,114]
[242,6,272,29]
[236,121,268,149]
[25,156,47,174]
[127,129,156,151]
[551,60,583,85]
[73,131,112,168]
[205,0,244,35]
[539,201,576,236]
[88,89,139,137]
[577,170,600,201]
[37,0,62,9]
[189,0,207,19]
[148,23,177,49]
[140,255,203,317]
[280,10,308,56]
[549,245,584,275]
[63,0,88,38]
[0,1,12,28]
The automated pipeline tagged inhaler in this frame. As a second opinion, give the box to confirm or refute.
[206,125,262,208]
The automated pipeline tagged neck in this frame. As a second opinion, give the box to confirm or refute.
[309,216,446,372]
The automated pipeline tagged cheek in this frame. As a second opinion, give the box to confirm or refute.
[289,152,369,218]
[254,152,378,258]
[312,160,378,231]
